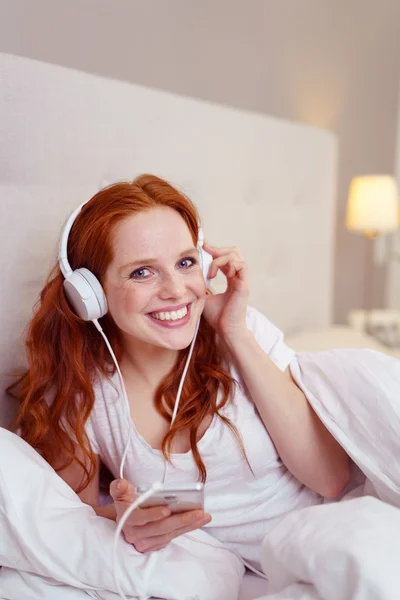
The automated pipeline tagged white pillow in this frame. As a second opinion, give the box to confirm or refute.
[0,428,244,600]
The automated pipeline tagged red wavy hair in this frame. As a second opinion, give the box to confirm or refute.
[8,174,247,491]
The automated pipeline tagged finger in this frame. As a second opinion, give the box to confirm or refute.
[110,479,136,503]
[205,246,243,264]
[169,513,212,540]
[209,255,246,279]
[116,501,172,527]
[110,480,171,525]
[127,505,172,526]
[203,242,242,258]
[223,260,247,283]
[208,253,238,278]
[136,509,207,539]
[227,260,247,280]
[134,514,212,553]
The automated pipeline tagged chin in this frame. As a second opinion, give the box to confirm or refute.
[160,318,200,349]
[158,331,197,351]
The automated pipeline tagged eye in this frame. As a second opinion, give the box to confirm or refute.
[130,267,151,280]
[178,257,197,269]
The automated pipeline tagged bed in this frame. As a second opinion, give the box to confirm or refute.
[0,52,386,600]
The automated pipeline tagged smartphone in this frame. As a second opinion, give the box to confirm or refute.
[136,482,204,513]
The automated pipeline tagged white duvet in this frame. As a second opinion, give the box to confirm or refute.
[1,348,400,600]
[259,348,400,600]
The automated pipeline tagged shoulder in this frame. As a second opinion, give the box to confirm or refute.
[245,305,295,372]
[90,369,119,413]
[92,368,117,395]
[245,304,278,333]
[82,370,118,456]
[245,304,284,345]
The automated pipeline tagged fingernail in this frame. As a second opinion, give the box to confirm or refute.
[116,480,121,491]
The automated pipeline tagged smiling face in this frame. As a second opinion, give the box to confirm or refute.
[103,206,207,352]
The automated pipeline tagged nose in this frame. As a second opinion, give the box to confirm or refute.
[158,270,186,300]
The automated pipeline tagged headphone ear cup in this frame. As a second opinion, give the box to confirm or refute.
[63,268,108,321]
[199,246,213,288]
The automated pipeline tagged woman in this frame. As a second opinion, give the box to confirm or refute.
[8,174,350,565]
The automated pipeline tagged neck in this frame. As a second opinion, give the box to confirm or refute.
[120,337,180,388]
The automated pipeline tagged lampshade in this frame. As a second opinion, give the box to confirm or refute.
[346,175,399,238]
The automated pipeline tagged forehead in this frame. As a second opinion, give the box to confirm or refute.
[111,206,195,262]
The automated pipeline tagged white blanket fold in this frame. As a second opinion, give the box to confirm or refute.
[262,496,400,600]
[259,349,400,600]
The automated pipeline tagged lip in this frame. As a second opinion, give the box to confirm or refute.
[147,302,191,315]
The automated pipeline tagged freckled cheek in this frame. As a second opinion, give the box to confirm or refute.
[193,284,206,313]
[123,288,145,314]
[193,273,207,297]
[197,283,207,304]
[107,286,143,317]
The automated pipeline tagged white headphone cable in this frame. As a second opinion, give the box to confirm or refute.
[169,316,200,427]
[161,315,201,484]
[93,319,131,480]
[93,317,203,599]
[93,316,200,481]
[111,482,163,600]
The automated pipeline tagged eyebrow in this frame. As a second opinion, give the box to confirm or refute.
[119,247,199,272]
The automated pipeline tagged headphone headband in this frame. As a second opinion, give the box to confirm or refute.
[58,202,86,278]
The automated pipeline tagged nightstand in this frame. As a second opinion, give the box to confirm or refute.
[348,309,400,357]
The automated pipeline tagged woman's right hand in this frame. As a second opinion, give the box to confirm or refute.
[110,479,212,553]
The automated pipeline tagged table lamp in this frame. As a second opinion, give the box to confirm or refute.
[346,175,399,238]
[345,175,399,337]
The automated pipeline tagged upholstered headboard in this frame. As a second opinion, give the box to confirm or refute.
[0,52,337,426]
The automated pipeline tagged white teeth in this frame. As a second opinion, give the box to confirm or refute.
[151,305,188,321]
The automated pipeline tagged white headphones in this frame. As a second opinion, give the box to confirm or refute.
[58,201,213,321]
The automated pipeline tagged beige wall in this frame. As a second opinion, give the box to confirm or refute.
[386,81,400,309]
[1,0,400,323]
